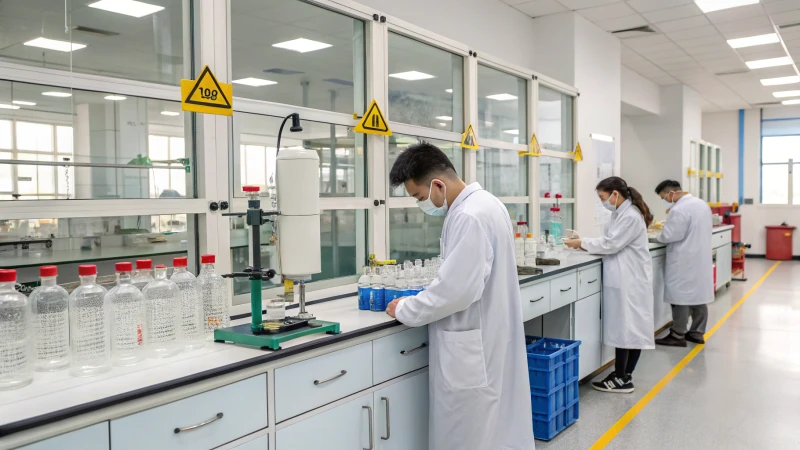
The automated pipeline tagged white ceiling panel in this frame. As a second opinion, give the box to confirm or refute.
[627,0,693,14]
[650,75,680,85]
[770,9,800,26]
[715,16,774,34]
[735,45,788,59]
[514,0,569,17]
[556,0,624,9]
[650,53,694,64]
[642,4,703,23]
[656,15,711,32]
[720,26,778,40]
[501,0,533,5]
[577,2,636,21]
[666,26,720,41]
[647,48,693,60]
[683,43,736,56]
[675,34,727,49]
[780,27,800,42]
[594,13,649,31]
[765,0,800,14]
[622,33,671,49]
[705,4,767,24]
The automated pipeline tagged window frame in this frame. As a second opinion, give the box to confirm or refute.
[760,134,799,205]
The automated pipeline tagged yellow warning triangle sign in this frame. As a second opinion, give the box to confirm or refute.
[181,66,233,116]
[461,124,479,149]
[354,100,391,136]
[569,142,583,162]
[529,133,541,156]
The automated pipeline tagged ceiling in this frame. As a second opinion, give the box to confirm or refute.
[504,0,800,112]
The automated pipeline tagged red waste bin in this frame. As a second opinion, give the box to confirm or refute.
[765,225,795,260]
[730,213,741,243]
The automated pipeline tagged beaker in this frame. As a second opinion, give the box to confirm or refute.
[265,298,287,322]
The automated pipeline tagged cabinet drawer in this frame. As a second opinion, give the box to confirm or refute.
[712,230,731,248]
[110,375,267,450]
[550,272,578,310]
[20,422,108,450]
[275,342,372,422]
[276,392,373,450]
[373,327,429,384]
[578,265,601,299]
[520,281,551,321]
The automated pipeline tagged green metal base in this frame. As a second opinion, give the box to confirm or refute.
[214,320,341,350]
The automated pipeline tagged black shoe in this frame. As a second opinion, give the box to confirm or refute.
[592,372,634,394]
[685,332,705,344]
[655,334,687,347]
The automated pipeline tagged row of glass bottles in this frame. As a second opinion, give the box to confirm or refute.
[0,255,229,390]
[357,258,443,312]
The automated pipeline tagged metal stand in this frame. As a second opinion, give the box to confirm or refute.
[294,281,315,320]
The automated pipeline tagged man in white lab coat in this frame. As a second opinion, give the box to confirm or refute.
[654,180,714,347]
[385,142,534,450]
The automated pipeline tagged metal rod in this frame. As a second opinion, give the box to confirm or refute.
[251,221,262,332]
[0,159,186,170]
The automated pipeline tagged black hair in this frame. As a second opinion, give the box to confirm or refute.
[596,176,653,227]
[655,180,682,194]
[389,141,458,188]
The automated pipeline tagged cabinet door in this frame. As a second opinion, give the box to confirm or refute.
[716,245,732,288]
[276,393,372,450]
[652,255,670,332]
[230,435,268,450]
[374,371,429,450]
[574,293,602,380]
[19,422,108,450]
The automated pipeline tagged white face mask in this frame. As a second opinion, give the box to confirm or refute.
[602,192,619,212]
[417,180,448,216]
[661,191,677,208]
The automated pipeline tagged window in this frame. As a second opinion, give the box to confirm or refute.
[231,0,366,114]
[761,135,800,204]
[389,209,443,262]
[477,148,528,197]
[148,136,186,198]
[478,65,527,143]
[539,203,574,238]
[538,86,573,152]
[388,134,463,197]
[539,156,574,198]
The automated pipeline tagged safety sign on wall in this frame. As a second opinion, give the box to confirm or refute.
[354,100,391,136]
[181,66,233,116]
[570,142,583,162]
[461,124,479,149]
[519,133,541,156]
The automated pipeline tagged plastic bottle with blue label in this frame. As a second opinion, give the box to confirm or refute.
[383,266,399,308]
[395,265,408,299]
[357,266,372,310]
[370,266,386,311]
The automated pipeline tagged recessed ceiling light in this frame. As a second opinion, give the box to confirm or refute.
[272,38,332,53]
[438,123,447,127]
[486,93,518,101]
[436,116,453,121]
[694,0,759,14]
[485,121,494,126]
[104,95,127,101]
[12,100,35,106]
[503,129,519,135]
[389,71,435,81]
[0,104,21,110]
[761,76,800,86]
[590,133,614,142]
[445,89,453,93]
[746,57,793,69]
[781,99,800,105]
[727,33,779,49]
[232,77,277,87]
[161,111,180,116]
[88,0,164,18]
[773,90,800,98]
[24,37,86,52]
[42,91,72,97]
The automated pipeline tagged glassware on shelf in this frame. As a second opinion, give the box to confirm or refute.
[143,265,182,359]
[197,254,229,338]
[69,265,112,377]
[132,259,155,291]
[107,262,146,366]
[171,257,204,351]
[0,269,33,390]
[30,266,70,371]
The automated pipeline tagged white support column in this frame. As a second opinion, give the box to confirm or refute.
[463,52,478,183]
[529,78,539,235]
[367,18,388,260]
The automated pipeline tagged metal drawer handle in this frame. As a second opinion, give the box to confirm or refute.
[530,296,544,303]
[381,397,391,440]
[560,287,572,292]
[363,405,374,450]
[587,279,598,284]
[400,343,427,355]
[173,413,223,434]
[314,369,347,385]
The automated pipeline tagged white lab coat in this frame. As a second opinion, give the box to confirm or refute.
[581,199,655,350]
[656,194,713,305]
[395,183,534,450]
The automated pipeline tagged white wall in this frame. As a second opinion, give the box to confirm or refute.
[621,67,660,116]
[531,12,576,84]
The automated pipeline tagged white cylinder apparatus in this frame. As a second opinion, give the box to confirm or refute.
[276,148,321,279]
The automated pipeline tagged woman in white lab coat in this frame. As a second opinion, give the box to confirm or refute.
[564,176,655,393]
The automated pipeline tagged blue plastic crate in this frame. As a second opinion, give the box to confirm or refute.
[565,399,580,427]
[564,355,579,380]
[525,337,582,373]
[532,407,566,441]
[530,383,565,416]
[529,361,564,392]
[564,376,579,405]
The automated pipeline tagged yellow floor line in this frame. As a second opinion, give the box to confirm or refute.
[589,261,782,450]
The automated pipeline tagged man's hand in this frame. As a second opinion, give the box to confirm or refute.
[386,297,405,318]
[564,238,582,250]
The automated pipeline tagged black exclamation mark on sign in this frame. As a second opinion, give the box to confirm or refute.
[465,135,473,146]
[372,114,378,128]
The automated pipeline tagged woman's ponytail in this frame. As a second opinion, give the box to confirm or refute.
[627,186,653,228]
[595,176,653,227]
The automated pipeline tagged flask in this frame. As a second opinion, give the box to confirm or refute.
[171,257,204,350]
[143,265,182,358]
[69,265,112,377]
[197,255,229,337]
[0,269,33,389]
[131,259,154,291]
[30,265,70,371]
[107,262,146,366]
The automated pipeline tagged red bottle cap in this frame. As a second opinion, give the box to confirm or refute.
[155,264,167,269]
[173,257,188,267]
[0,269,16,282]
[550,207,561,212]
[78,265,97,276]
[116,262,133,272]
[136,259,152,270]
[40,266,58,277]
[201,254,215,264]
[242,185,260,193]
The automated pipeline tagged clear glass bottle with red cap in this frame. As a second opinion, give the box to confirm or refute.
[143,264,182,358]
[171,257,204,351]
[107,262,146,366]
[132,259,155,291]
[0,269,33,389]
[30,265,70,371]
[69,264,112,377]
[197,254,229,338]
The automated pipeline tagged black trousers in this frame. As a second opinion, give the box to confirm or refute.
[615,348,642,376]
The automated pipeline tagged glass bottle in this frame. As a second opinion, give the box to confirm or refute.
[550,207,563,243]
[170,257,204,351]
[30,265,70,371]
[107,262,146,366]
[69,265,112,377]
[395,265,408,298]
[357,266,372,311]
[0,269,33,390]
[370,266,385,312]
[197,254,229,338]
[132,259,154,291]
[524,233,537,267]
[143,265,182,358]
[383,265,398,309]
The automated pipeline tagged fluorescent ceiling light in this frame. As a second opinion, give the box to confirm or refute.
[436,116,452,121]
[781,99,800,105]
[503,129,519,135]
[24,37,85,52]
[486,93,518,101]
[590,133,614,142]
[761,76,800,86]
[12,100,35,106]
[389,71,435,81]
[746,57,793,69]
[0,104,20,110]
[694,0,759,13]
[104,95,127,101]
[42,91,71,97]
[727,33,779,49]
[773,90,800,98]
[161,111,180,116]
[445,89,453,93]
[232,77,277,87]
[485,121,494,126]
[88,0,164,18]
[438,123,447,127]
[272,38,332,53]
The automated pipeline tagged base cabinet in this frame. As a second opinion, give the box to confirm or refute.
[373,371,429,450]
[276,392,373,450]
[574,293,602,380]
[652,255,671,331]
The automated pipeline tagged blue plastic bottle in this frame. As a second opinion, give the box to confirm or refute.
[357,266,371,310]
[370,266,385,312]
